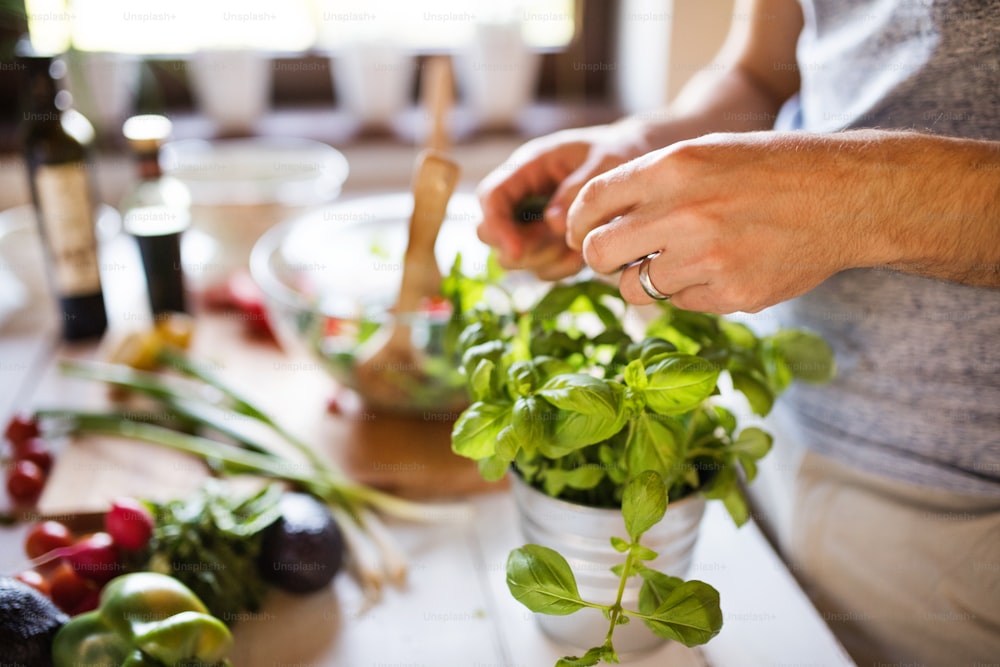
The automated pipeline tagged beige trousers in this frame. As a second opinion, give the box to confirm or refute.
[790,450,1000,667]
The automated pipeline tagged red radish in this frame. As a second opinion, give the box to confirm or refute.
[6,459,46,500]
[3,413,40,446]
[105,497,155,551]
[25,520,75,560]
[66,532,121,584]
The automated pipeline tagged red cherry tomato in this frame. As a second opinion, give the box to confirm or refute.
[15,569,51,597]
[14,439,54,474]
[49,561,96,613]
[227,272,274,339]
[4,413,40,446]
[25,520,75,560]
[6,459,46,501]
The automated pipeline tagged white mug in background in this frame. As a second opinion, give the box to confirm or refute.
[455,21,541,131]
[63,50,141,142]
[330,40,415,131]
[188,49,272,136]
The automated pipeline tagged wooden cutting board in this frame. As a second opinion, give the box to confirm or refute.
[37,312,502,517]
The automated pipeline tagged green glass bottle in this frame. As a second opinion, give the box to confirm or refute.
[17,40,108,340]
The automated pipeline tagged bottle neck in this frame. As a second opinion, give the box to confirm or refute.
[133,151,163,180]
[22,71,61,122]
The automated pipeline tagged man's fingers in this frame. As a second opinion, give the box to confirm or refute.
[565,165,645,251]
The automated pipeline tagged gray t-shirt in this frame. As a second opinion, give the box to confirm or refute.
[773,0,1000,495]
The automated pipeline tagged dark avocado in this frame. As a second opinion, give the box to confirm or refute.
[258,492,344,594]
[0,576,69,667]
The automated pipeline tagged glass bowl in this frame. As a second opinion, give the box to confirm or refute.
[250,192,490,415]
[161,137,349,289]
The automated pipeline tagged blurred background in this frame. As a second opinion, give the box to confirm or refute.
[0,0,737,195]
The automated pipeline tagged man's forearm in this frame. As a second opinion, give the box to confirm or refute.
[616,66,787,153]
[868,132,1000,288]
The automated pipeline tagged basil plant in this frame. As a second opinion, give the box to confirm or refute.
[443,259,835,665]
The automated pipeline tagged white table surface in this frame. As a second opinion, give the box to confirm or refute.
[0,199,856,667]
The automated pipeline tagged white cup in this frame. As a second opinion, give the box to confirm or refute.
[189,49,272,135]
[331,40,415,129]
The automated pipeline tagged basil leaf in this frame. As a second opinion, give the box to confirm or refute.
[623,359,647,391]
[631,337,678,367]
[713,405,737,435]
[639,579,723,646]
[478,454,511,482]
[637,567,684,615]
[556,645,617,667]
[730,369,774,417]
[535,283,588,321]
[537,375,628,455]
[625,412,682,485]
[769,329,836,384]
[542,464,605,497]
[622,470,667,542]
[461,340,506,385]
[631,544,659,562]
[451,401,509,460]
[702,465,750,526]
[731,427,773,483]
[610,536,630,553]
[537,374,618,414]
[470,358,496,402]
[719,318,758,350]
[506,545,586,616]
[511,395,551,456]
[495,425,521,462]
[643,355,719,415]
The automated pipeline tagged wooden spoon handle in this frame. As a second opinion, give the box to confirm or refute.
[396,150,460,313]
[422,55,453,154]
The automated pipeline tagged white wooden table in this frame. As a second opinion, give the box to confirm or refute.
[0,198,855,667]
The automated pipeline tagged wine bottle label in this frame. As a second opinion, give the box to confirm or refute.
[34,163,103,296]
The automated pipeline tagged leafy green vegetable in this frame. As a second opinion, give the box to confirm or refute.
[445,269,834,666]
[506,545,587,616]
[139,483,282,621]
[447,275,834,519]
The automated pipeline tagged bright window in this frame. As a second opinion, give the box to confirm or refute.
[25,0,575,54]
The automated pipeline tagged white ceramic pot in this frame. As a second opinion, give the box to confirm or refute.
[509,472,706,655]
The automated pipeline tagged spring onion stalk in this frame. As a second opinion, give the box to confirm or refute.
[329,504,385,601]
[357,508,409,588]
[56,359,472,524]
[158,348,330,473]
[47,349,478,596]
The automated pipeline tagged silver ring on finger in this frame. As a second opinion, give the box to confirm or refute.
[638,253,671,301]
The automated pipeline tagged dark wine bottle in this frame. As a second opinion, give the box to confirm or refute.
[17,40,108,340]
[120,114,191,317]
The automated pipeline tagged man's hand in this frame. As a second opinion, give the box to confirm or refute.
[476,123,650,280]
[567,130,1000,313]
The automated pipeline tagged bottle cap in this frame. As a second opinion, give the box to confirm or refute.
[123,114,172,154]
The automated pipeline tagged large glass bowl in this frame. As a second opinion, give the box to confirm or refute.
[250,192,491,415]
